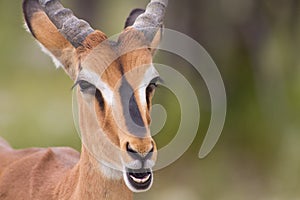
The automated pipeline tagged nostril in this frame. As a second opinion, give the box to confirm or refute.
[144,146,154,160]
[126,142,141,161]
[149,141,154,153]
[148,146,154,154]
[126,142,154,160]
[126,142,138,154]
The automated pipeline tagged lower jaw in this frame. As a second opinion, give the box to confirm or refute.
[123,168,153,192]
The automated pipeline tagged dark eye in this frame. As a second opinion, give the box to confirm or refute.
[145,82,158,109]
[73,80,105,110]
[78,80,96,94]
[146,77,160,94]
[146,82,158,94]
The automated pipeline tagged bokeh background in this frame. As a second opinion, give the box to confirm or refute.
[1,0,300,199]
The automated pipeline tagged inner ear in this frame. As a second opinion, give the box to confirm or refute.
[124,8,145,29]
[23,0,77,79]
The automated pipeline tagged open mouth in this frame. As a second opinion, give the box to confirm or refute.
[125,167,153,191]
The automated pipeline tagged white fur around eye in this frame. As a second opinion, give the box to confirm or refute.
[138,65,160,106]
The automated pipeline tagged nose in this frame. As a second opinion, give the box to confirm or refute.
[126,141,154,160]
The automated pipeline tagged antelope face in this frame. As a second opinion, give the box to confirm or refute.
[23,0,167,192]
[76,30,160,192]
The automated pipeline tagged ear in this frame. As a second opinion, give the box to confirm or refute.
[23,0,77,80]
[125,8,162,55]
[124,9,145,29]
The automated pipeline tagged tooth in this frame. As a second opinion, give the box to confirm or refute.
[130,175,141,183]
[142,174,151,182]
[130,174,151,183]
[141,174,151,183]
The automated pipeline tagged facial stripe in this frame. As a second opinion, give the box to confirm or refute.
[119,76,147,137]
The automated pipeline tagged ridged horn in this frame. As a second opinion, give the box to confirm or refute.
[39,0,94,48]
[133,0,168,41]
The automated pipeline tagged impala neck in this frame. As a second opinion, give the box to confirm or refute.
[57,145,133,200]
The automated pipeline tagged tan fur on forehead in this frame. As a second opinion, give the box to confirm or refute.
[80,28,153,89]
[77,30,108,55]
[81,43,123,88]
[119,27,149,49]
[118,28,153,73]
[120,48,152,74]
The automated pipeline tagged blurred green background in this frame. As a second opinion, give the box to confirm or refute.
[1,0,300,199]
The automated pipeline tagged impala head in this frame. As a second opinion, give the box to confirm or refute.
[23,0,168,192]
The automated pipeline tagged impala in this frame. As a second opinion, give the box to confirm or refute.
[0,0,168,199]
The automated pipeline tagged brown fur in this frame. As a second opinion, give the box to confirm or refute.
[0,141,132,200]
[0,0,162,199]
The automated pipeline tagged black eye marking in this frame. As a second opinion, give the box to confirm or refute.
[95,89,105,111]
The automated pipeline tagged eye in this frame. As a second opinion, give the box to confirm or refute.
[145,81,158,109]
[73,80,105,110]
[76,80,96,94]
[146,82,158,94]
[146,77,160,94]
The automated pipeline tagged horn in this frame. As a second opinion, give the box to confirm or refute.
[39,0,94,48]
[133,0,168,41]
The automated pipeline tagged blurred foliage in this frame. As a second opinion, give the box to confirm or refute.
[0,0,300,199]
